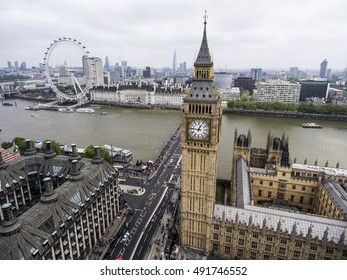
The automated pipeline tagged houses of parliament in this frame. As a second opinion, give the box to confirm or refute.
[179,15,347,260]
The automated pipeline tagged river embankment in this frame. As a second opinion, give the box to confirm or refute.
[222,108,347,121]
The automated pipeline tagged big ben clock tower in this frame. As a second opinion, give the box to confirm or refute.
[180,12,222,252]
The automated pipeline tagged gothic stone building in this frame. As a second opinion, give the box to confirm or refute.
[0,141,120,260]
[179,15,347,260]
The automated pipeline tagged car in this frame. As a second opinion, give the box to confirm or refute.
[121,231,130,243]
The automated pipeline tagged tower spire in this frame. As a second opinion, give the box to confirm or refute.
[203,9,208,25]
[194,10,212,66]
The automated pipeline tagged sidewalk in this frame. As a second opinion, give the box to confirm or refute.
[144,208,173,260]
[88,213,126,260]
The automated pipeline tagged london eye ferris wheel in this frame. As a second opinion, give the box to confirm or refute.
[43,37,95,101]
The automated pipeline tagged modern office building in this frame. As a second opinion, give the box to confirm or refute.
[0,141,120,260]
[250,68,263,81]
[253,80,301,103]
[173,50,177,76]
[233,77,256,94]
[299,81,329,102]
[320,59,328,78]
[83,56,104,87]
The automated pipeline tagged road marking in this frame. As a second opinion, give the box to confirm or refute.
[140,210,147,217]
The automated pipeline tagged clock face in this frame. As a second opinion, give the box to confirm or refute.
[188,119,209,140]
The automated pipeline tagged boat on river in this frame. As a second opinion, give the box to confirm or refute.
[76,108,95,113]
[301,123,322,129]
[58,108,74,113]
[25,106,40,111]
[2,102,14,106]
[103,144,132,164]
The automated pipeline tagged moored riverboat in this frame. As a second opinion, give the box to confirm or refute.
[301,123,322,129]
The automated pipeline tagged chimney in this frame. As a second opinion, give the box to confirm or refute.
[69,144,81,161]
[0,203,22,235]
[92,146,103,164]
[44,141,56,159]
[40,177,59,203]
[24,139,36,156]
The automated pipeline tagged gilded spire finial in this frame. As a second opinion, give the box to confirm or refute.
[203,10,208,25]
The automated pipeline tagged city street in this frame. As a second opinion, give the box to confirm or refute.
[105,127,181,260]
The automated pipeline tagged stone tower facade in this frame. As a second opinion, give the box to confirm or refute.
[179,13,222,252]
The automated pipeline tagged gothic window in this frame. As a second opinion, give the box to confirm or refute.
[212,242,219,252]
[265,244,272,252]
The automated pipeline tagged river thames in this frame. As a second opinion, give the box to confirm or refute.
[1,99,347,180]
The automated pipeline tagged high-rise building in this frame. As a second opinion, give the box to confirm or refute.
[327,68,332,78]
[104,56,110,71]
[84,57,104,87]
[7,61,12,70]
[180,13,222,252]
[250,68,263,81]
[172,50,177,76]
[320,59,328,78]
[289,67,299,77]
[14,61,19,70]
[143,66,151,78]
[19,62,27,71]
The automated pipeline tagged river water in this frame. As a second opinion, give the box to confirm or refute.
[1,99,347,180]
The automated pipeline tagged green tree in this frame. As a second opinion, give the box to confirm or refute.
[240,89,250,102]
[12,137,27,155]
[1,141,13,149]
[83,145,112,164]
[40,140,63,155]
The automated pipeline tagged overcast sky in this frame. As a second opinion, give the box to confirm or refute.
[1,0,346,71]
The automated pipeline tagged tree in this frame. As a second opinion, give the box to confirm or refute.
[83,145,112,164]
[240,89,250,102]
[12,137,27,155]
[1,141,13,149]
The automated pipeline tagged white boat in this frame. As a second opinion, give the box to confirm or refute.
[103,144,132,163]
[58,108,74,113]
[301,123,322,129]
[76,108,95,113]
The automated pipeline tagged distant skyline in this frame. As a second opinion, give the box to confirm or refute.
[1,0,347,71]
